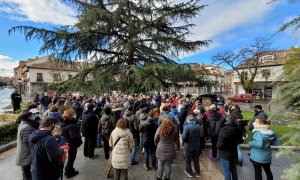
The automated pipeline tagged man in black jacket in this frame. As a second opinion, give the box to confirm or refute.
[249,105,268,131]
[217,115,243,180]
[11,90,22,113]
[28,116,67,180]
[81,104,99,158]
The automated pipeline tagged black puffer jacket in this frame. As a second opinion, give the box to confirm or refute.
[140,118,158,148]
[60,119,82,149]
[207,111,226,136]
[217,123,243,161]
[81,111,99,138]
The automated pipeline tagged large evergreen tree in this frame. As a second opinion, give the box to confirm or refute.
[9,0,210,93]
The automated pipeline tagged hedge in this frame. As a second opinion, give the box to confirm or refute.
[0,122,18,142]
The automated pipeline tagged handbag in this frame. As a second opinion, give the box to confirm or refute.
[106,137,122,178]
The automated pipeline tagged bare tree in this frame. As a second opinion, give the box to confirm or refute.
[211,38,274,93]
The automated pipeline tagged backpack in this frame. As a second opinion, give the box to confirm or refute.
[101,119,112,137]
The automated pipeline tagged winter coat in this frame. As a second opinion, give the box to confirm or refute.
[182,121,201,152]
[81,111,99,138]
[217,123,243,161]
[29,130,64,180]
[11,92,22,106]
[154,127,176,161]
[99,113,114,139]
[178,106,189,133]
[40,96,51,107]
[109,127,134,169]
[249,110,268,131]
[207,111,226,137]
[72,100,83,120]
[140,118,158,148]
[249,123,281,164]
[123,109,139,139]
[16,118,38,166]
[60,119,82,149]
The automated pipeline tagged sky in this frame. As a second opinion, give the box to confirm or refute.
[0,0,300,77]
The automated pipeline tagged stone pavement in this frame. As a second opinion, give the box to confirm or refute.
[0,144,292,180]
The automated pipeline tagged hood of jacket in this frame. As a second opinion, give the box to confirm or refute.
[21,118,39,129]
[171,108,179,116]
[114,127,130,138]
[210,111,222,121]
[101,113,111,121]
[123,109,133,118]
[29,130,51,143]
[253,122,277,142]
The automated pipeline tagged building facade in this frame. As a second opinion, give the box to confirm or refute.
[14,56,83,99]
[232,50,288,100]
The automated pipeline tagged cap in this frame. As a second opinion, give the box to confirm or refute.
[29,108,39,114]
[252,105,262,110]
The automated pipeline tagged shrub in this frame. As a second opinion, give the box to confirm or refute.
[0,122,18,141]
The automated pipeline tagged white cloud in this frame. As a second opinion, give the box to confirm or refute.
[0,0,76,25]
[190,0,277,40]
[0,55,19,77]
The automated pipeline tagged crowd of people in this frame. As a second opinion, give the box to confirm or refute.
[15,91,281,180]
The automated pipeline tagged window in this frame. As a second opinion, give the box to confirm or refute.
[53,74,61,82]
[261,55,274,63]
[262,69,271,78]
[68,75,73,80]
[36,73,43,81]
[241,71,248,80]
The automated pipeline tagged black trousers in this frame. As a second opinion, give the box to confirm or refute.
[102,135,110,159]
[65,147,77,175]
[211,135,218,158]
[84,137,96,158]
[184,148,200,174]
[22,165,31,180]
[199,137,205,155]
[251,159,273,180]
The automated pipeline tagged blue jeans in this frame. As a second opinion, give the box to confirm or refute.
[237,144,243,162]
[96,134,102,147]
[220,158,238,180]
[143,146,156,167]
[131,138,138,162]
[42,106,47,113]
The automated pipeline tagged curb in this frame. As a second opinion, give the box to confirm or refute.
[205,143,299,151]
[0,140,17,153]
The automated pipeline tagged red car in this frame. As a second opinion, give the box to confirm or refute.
[228,93,253,103]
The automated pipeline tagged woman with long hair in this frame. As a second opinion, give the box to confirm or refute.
[152,107,160,121]
[60,110,82,178]
[155,117,177,180]
[109,118,134,180]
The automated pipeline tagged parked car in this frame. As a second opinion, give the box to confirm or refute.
[228,93,253,103]
[196,94,225,105]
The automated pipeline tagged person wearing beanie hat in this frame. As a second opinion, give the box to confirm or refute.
[249,105,268,131]
[217,115,243,180]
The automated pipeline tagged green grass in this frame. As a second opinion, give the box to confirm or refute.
[241,111,295,144]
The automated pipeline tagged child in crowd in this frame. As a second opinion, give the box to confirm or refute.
[52,125,69,179]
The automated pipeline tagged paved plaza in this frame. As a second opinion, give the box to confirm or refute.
[0,142,292,180]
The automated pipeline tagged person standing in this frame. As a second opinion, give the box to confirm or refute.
[249,118,281,180]
[60,110,82,178]
[217,115,243,180]
[28,116,68,180]
[40,92,51,113]
[99,106,114,159]
[11,90,22,113]
[140,111,158,171]
[249,105,268,131]
[123,106,139,165]
[81,104,99,159]
[109,118,134,180]
[16,111,39,180]
[207,104,226,161]
[182,112,201,178]
[155,118,177,180]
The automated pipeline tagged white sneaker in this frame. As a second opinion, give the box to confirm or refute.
[184,170,193,178]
